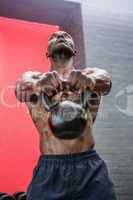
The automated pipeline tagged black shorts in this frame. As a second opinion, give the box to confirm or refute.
[26,149,117,200]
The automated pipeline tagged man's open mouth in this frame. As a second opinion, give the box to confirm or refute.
[51,42,75,58]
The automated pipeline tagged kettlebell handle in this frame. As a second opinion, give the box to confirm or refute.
[42,80,92,112]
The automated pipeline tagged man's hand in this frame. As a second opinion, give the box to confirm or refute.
[15,71,42,102]
[39,71,62,96]
[68,68,112,96]
[68,70,96,92]
[15,71,63,102]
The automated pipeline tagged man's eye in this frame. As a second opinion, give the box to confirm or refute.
[49,35,57,40]
[64,33,71,38]
[49,37,54,41]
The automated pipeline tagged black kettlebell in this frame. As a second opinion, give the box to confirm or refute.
[0,194,15,200]
[17,193,26,200]
[12,192,25,200]
[42,81,91,139]
[0,193,6,198]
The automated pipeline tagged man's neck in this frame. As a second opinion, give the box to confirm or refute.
[49,57,74,78]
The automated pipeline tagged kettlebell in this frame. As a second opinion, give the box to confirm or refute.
[42,81,91,139]
[13,192,26,200]
[0,194,15,200]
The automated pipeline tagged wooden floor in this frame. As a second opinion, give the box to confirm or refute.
[83,8,133,200]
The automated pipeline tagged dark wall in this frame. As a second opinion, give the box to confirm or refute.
[0,0,85,68]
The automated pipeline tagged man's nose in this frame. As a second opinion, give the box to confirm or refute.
[57,35,64,39]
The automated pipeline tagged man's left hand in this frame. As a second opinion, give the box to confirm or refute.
[68,70,95,92]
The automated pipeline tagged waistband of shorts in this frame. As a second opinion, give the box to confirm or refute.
[37,148,100,164]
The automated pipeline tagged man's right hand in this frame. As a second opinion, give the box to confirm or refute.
[15,71,63,102]
[39,71,63,97]
[15,71,41,102]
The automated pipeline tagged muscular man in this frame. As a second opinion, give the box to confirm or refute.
[15,31,117,200]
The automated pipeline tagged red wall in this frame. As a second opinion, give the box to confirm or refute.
[0,17,59,194]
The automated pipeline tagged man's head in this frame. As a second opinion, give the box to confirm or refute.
[46,31,76,63]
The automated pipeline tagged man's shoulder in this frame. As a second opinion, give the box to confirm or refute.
[81,67,95,74]
[21,70,43,77]
[84,66,105,71]
[21,70,44,80]
[82,67,109,74]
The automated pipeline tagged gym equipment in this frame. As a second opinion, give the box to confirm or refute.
[42,81,91,139]
[12,192,24,200]
[0,193,6,198]
[0,194,15,200]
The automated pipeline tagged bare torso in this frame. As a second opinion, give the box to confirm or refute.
[25,69,101,155]
[15,31,111,155]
